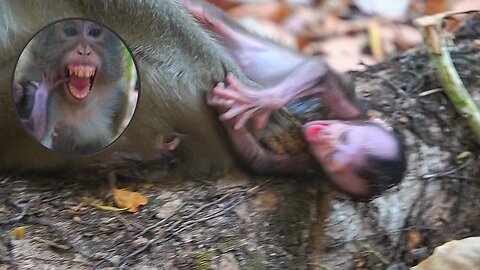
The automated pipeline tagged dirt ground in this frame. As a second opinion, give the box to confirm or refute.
[1,16,480,270]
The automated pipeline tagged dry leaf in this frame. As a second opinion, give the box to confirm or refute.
[354,0,411,18]
[12,226,25,239]
[304,36,376,72]
[205,0,239,10]
[113,188,148,213]
[253,190,280,213]
[368,19,384,60]
[93,204,128,212]
[131,236,150,248]
[407,230,422,251]
[411,237,480,270]
[455,151,472,164]
[227,2,291,22]
[424,0,451,15]
[239,17,297,48]
[381,24,422,51]
[143,183,154,189]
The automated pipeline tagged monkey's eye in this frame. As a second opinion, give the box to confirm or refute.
[339,131,349,143]
[88,27,102,38]
[63,26,79,37]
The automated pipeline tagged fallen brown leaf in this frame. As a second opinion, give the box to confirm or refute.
[253,190,280,213]
[113,188,148,213]
[381,23,422,51]
[304,36,376,72]
[205,0,239,10]
[239,17,297,48]
[12,226,26,239]
[407,230,422,251]
[227,2,291,22]
[424,0,451,15]
[411,237,480,270]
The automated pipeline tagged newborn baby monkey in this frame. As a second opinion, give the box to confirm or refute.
[183,0,407,199]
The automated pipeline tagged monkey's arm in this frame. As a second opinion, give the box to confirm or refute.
[225,125,315,173]
[25,75,67,140]
[207,89,315,173]
[213,64,361,130]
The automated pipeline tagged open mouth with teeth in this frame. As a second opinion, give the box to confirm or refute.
[66,64,97,100]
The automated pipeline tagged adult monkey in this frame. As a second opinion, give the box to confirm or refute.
[0,0,405,199]
[0,0,247,174]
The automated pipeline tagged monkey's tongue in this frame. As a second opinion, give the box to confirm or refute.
[68,76,91,99]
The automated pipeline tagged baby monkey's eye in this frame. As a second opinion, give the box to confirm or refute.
[339,131,348,143]
[63,26,78,37]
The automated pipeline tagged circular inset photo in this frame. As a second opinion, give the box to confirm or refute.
[12,18,139,156]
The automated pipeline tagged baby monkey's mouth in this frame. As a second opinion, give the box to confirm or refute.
[65,64,97,100]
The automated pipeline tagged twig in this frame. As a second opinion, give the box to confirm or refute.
[118,190,252,269]
[414,10,480,144]
[422,158,472,180]
[356,241,390,265]
[305,262,335,270]
[31,255,92,266]
[133,201,188,238]
[0,196,37,224]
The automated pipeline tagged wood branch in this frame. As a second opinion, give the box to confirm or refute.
[415,11,480,145]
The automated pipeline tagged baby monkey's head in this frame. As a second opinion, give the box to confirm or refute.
[303,120,407,200]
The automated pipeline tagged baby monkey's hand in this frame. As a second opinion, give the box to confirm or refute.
[210,73,287,130]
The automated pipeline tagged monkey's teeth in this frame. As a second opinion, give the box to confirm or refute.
[67,65,96,78]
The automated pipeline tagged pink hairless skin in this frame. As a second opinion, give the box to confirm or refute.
[186,0,406,198]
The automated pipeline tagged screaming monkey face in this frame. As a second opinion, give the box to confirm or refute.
[12,18,139,156]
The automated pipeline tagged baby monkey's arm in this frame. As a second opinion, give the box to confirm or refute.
[207,89,315,173]
[214,67,362,130]
[181,0,362,129]
[15,74,68,140]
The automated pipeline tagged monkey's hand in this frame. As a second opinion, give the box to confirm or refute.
[38,73,69,93]
[207,90,314,173]
[211,73,288,131]
[28,74,69,140]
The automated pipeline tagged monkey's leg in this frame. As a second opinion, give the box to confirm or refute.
[181,0,304,86]
[182,1,363,121]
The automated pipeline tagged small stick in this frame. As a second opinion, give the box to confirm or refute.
[414,10,480,144]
